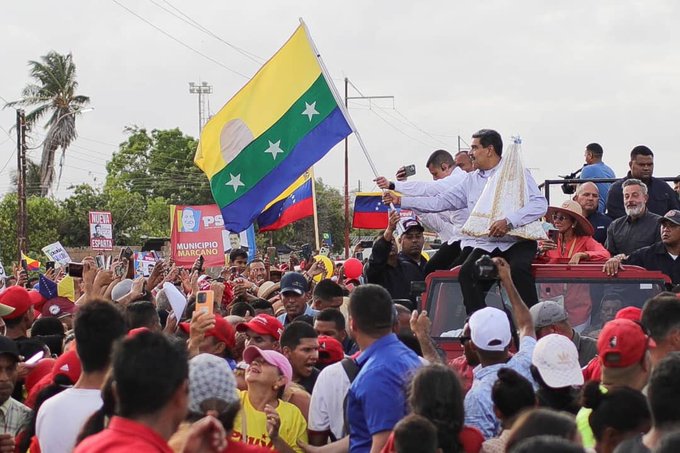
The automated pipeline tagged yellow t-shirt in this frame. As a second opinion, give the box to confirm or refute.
[231,390,308,452]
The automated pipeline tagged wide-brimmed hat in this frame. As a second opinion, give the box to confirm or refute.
[547,200,594,237]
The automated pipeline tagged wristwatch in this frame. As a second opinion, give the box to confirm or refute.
[506,219,514,230]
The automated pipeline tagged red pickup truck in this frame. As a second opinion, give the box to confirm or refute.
[422,264,671,361]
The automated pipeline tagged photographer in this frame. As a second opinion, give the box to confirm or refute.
[463,257,537,439]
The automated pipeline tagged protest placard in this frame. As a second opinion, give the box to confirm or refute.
[89,211,113,250]
[41,241,72,266]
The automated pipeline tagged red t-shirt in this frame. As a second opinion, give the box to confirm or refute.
[381,425,484,453]
[74,416,173,453]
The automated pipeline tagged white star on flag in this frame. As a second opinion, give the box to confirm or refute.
[302,101,319,121]
[265,140,284,160]
[225,173,245,192]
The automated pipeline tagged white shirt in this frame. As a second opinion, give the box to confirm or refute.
[308,361,351,440]
[36,388,103,453]
[394,167,469,244]
[401,160,547,252]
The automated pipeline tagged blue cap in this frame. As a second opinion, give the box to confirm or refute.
[280,272,308,295]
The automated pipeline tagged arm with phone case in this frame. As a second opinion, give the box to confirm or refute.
[187,310,216,358]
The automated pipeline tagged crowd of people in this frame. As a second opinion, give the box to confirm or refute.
[0,129,679,452]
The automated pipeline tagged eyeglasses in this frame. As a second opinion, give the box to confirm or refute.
[458,335,471,345]
[552,213,569,222]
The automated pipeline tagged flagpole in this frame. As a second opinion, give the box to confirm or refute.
[299,19,380,180]
[310,168,321,251]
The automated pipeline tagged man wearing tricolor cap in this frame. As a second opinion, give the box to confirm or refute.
[463,257,536,439]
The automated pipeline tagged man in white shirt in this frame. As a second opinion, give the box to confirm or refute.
[385,129,547,314]
[375,149,473,275]
[36,300,126,453]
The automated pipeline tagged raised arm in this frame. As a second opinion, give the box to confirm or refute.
[492,257,534,339]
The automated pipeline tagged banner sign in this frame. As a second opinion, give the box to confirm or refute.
[42,241,72,266]
[89,211,113,250]
[134,251,159,277]
[170,205,254,268]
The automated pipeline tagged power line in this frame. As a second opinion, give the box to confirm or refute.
[347,79,461,150]
[110,0,250,79]
[150,0,264,64]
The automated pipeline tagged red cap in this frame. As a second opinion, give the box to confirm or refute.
[0,286,40,320]
[597,319,655,368]
[236,314,283,341]
[179,314,236,349]
[28,290,47,311]
[51,349,82,384]
[127,327,151,337]
[317,335,344,366]
[615,306,642,322]
[40,297,76,319]
[25,358,56,393]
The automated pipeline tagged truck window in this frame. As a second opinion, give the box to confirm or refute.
[427,278,665,340]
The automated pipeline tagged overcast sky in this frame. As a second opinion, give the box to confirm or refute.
[2,0,679,205]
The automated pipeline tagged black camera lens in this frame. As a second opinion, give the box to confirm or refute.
[474,254,499,280]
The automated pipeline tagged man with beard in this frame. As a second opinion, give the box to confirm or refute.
[605,179,661,256]
[365,212,426,307]
[606,145,680,219]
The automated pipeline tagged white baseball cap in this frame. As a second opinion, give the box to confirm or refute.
[532,334,584,388]
[469,307,511,352]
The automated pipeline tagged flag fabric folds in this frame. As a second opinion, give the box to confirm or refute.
[257,171,314,232]
[21,253,41,271]
[195,24,352,233]
[352,193,390,229]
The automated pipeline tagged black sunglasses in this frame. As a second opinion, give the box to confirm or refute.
[458,335,471,345]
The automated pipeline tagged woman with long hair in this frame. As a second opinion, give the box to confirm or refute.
[382,364,484,453]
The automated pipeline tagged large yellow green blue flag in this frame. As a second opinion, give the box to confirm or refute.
[195,23,353,232]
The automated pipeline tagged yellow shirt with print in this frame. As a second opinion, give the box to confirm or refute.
[231,390,308,452]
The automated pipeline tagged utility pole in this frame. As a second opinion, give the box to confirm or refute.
[189,81,213,135]
[343,77,394,258]
[16,110,27,261]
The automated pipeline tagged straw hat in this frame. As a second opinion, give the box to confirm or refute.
[547,200,594,237]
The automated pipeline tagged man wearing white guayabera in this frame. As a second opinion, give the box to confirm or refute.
[384,129,547,315]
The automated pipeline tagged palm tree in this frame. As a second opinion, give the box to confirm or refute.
[5,51,90,196]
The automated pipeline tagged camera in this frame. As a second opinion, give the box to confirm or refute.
[475,255,499,280]
[559,166,584,195]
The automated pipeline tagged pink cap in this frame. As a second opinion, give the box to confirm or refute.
[242,345,292,385]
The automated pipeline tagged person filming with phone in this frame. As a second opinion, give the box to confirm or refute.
[375,149,473,274]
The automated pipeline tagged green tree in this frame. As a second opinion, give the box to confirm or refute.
[6,51,90,195]
[59,184,108,247]
[106,127,213,205]
[0,193,63,265]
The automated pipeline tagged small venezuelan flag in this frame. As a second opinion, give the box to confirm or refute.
[195,23,352,233]
[352,193,390,229]
[21,253,41,271]
[257,171,313,232]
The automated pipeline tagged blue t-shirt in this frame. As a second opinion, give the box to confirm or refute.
[464,336,537,439]
[580,162,616,213]
[347,333,422,453]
